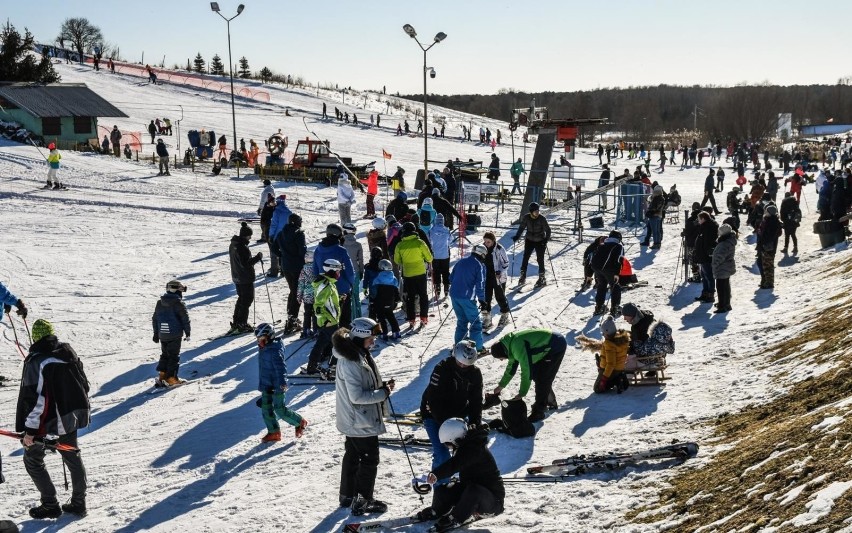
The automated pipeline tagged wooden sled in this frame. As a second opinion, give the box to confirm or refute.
[624,355,670,386]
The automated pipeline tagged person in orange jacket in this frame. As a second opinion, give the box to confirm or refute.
[360,170,379,219]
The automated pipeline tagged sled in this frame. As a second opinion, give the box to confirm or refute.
[624,355,670,386]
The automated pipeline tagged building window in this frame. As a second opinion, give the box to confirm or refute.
[73,116,92,134]
[42,117,61,136]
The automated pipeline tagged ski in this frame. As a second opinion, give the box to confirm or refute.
[510,282,527,292]
[620,281,649,292]
[402,324,424,337]
[0,429,78,452]
[211,319,282,341]
[525,442,699,476]
[387,412,423,422]
[427,516,486,532]
[342,514,423,532]
[288,381,335,387]
[378,435,432,448]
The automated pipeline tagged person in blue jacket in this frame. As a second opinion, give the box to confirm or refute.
[151,280,191,386]
[255,322,308,442]
[269,194,293,271]
[449,244,487,353]
[0,281,27,323]
[312,223,356,327]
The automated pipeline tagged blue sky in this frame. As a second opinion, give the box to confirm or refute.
[7,0,851,95]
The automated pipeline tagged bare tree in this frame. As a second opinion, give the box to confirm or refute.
[57,18,104,60]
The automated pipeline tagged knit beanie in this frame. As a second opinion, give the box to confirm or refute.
[31,319,55,343]
[239,222,253,238]
[600,315,617,337]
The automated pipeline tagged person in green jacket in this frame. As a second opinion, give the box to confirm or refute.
[393,222,433,328]
[509,158,525,195]
[490,328,566,422]
[305,259,342,375]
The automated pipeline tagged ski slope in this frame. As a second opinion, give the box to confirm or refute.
[0,61,847,532]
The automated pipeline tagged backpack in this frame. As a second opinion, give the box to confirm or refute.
[420,209,433,226]
[787,206,802,225]
[495,398,535,438]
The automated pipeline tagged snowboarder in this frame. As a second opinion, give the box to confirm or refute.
[277,214,307,333]
[590,230,625,316]
[449,244,487,354]
[490,329,565,422]
[370,259,400,340]
[577,315,629,393]
[334,318,393,515]
[481,232,510,329]
[313,224,356,328]
[151,279,191,386]
[394,222,433,328]
[45,143,63,189]
[156,139,170,176]
[255,322,308,442]
[17,319,89,519]
[305,258,343,374]
[228,223,263,334]
[511,202,551,287]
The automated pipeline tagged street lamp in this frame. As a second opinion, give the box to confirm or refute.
[210,2,245,175]
[403,24,446,178]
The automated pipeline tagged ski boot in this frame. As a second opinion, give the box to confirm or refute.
[498,312,510,327]
[295,418,309,438]
[351,495,388,516]
[433,515,462,533]
[593,304,607,316]
[534,275,547,288]
[517,270,526,286]
[42,182,53,189]
[610,304,621,315]
[480,311,493,330]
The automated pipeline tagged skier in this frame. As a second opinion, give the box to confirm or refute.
[449,244,487,355]
[151,280,191,386]
[756,204,781,290]
[278,214,307,333]
[313,224,356,328]
[393,222,433,328]
[780,192,801,254]
[334,317,393,515]
[147,120,156,144]
[297,248,317,338]
[417,197,437,235]
[414,419,504,532]
[419,341,483,485]
[590,230,625,316]
[429,213,451,299]
[305,258,343,374]
[228,223,263,334]
[342,222,364,321]
[577,315,629,393]
[580,236,606,291]
[17,319,89,519]
[338,173,357,224]
[359,169,379,219]
[511,202,551,287]
[110,125,122,157]
[268,194,293,274]
[155,139,170,176]
[490,329,565,422]
[257,179,276,241]
[370,259,401,340]
[481,232,510,329]
[45,143,63,189]
[0,281,27,323]
[255,322,308,442]
[711,223,736,313]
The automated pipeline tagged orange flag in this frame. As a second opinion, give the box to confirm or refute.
[382,149,392,160]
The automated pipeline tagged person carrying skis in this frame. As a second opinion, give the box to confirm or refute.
[414,418,504,532]
[578,316,629,393]
[429,213,451,300]
[313,224,356,328]
[490,329,565,422]
[305,258,343,375]
[481,232,510,329]
[0,281,27,323]
[44,143,63,189]
[17,319,89,519]
[511,202,551,287]
[228,223,263,334]
[255,322,308,442]
[420,341,483,485]
[449,244,487,355]
[590,230,625,316]
[334,317,393,515]
[394,222,433,328]
[370,259,401,340]
[151,279,190,386]
[278,214,307,333]
[156,139,170,176]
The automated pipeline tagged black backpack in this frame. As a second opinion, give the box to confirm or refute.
[496,398,535,438]
[420,209,433,226]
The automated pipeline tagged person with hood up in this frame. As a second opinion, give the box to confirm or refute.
[417,197,438,235]
[268,194,292,268]
[711,223,736,313]
[429,213,452,299]
[228,223,263,334]
[370,259,401,339]
[313,224,356,328]
[152,279,191,386]
[338,174,357,224]
[779,192,801,254]
[277,214,307,333]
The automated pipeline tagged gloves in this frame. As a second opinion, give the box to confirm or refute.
[254,252,263,261]
[478,300,488,312]
[381,378,395,398]
[184,336,190,343]
[596,376,608,392]
[256,208,262,216]
[15,299,27,318]
[511,235,520,243]
[153,334,159,343]
[3,304,10,314]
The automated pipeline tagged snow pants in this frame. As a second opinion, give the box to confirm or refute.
[716,277,732,310]
[157,338,182,378]
[519,239,546,276]
[432,483,503,525]
[283,269,300,318]
[593,271,621,310]
[341,436,380,501]
[432,258,450,295]
[451,298,483,350]
[403,274,429,321]
[374,305,399,336]
[529,334,565,416]
[484,277,509,314]
[308,324,336,369]
[232,282,255,327]
[366,194,376,217]
[24,431,87,507]
[261,389,302,433]
[339,203,352,225]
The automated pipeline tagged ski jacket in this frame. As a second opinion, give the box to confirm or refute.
[431,427,505,504]
[47,149,61,169]
[260,199,275,225]
[634,322,675,358]
[359,170,378,195]
[704,172,715,193]
[599,331,630,378]
[277,222,307,273]
[363,262,380,296]
[16,335,90,437]
[229,235,261,284]
[712,232,737,279]
[269,199,292,240]
[485,243,509,285]
[590,238,624,275]
[629,310,655,355]
[110,128,122,144]
[259,184,275,212]
[297,262,315,304]
[156,142,168,157]
[684,210,701,245]
[692,219,719,264]
[152,292,191,341]
[431,195,461,226]
[393,234,433,278]
[496,329,560,397]
[417,187,434,209]
[258,337,287,392]
[513,213,551,243]
[370,270,399,309]
[387,223,403,253]
[417,204,437,234]
[337,177,356,205]
[510,161,525,177]
[420,356,483,426]
[386,197,410,221]
[757,215,782,253]
[312,273,340,328]
[366,229,388,259]
[0,282,20,322]
[429,216,451,260]
[449,255,485,301]
[313,236,356,295]
[343,234,364,277]
[646,193,666,218]
[583,238,604,267]
[334,330,388,437]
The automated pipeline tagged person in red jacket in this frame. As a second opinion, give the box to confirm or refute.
[360,170,379,219]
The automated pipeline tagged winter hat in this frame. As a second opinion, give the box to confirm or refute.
[157,138,164,144]
[31,319,55,343]
[765,204,778,217]
[621,303,643,323]
[435,213,444,225]
[289,214,302,228]
[483,231,496,242]
[48,143,56,150]
[432,187,441,196]
[263,179,271,186]
[490,341,508,359]
[608,230,622,241]
[718,224,732,237]
[691,202,701,211]
[397,191,407,201]
[652,185,663,196]
[277,194,287,201]
[239,222,253,238]
[600,315,617,337]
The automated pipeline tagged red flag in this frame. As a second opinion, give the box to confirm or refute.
[382,149,392,160]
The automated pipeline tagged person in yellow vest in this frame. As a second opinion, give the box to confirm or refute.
[45,143,64,189]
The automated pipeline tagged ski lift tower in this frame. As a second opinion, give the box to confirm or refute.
[509,107,607,220]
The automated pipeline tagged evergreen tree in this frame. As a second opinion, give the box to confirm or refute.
[259,67,272,84]
[238,56,250,78]
[210,54,225,76]
[0,21,60,83]
[193,53,205,73]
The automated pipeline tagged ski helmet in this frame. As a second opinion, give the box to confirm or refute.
[453,340,479,366]
[370,247,383,261]
[438,418,468,448]
[323,258,343,273]
[326,223,343,237]
[305,248,315,262]
[422,197,433,207]
[378,259,393,271]
[372,217,387,230]
[48,143,56,150]
[402,222,416,235]
[166,280,187,293]
[254,322,275,339]
[342,222,357,234]
[528,202,540,212]
[350,317,381,339]
[472,244,487,259]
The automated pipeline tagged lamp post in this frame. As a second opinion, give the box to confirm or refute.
[402,24,446,178]
[210,2,244,176]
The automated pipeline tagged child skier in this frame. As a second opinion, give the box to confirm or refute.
[304,258,342,375]
[297,248,317,338]
[152,280,191,386]
[362,247,383,319]
[370,259,401,340]
[577,315,629,393]
[45,143,63,189]
[255,322,308,442]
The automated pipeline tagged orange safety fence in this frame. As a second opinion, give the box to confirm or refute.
[97,125,143,151]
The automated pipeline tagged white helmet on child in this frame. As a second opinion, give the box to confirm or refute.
[438,418,468,447]
[323,258,342,272]
[378,259,393,271]
[453,340,478,366]
[472,244,487,258]
[350,317,381,339]
[372,217,387,230]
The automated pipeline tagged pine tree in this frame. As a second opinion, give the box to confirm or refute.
[0,21,60,83]
[193,53,205,73]
[210,54,225,76]
[259,67,272,84]
[238,56,251,78]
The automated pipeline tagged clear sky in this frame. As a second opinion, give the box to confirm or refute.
[6,0,850,95]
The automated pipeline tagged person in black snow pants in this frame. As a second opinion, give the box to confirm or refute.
[152,279,191,386]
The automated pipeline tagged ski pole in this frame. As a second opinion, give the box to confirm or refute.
[27,138,48,161]
[544,243,559,288]
[418,305,452,369]
[509,241,516,283]
[385,395,426,501]
[259,258,276,326]
[23,315,31,344]
[5,314,27,359]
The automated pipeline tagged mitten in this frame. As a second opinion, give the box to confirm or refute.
[153,334,159,343]
[2,304,10,314]
[15,299,27,319]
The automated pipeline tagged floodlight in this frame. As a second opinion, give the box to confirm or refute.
[210,2,220,11]
[434,32,447,43]
[403,24,417,38]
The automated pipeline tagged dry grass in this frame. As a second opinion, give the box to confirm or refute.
[627,259,852,532]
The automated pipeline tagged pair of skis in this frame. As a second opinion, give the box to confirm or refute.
[0,429,78,452]
[377,433,432,449]
[343,513,484,532]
